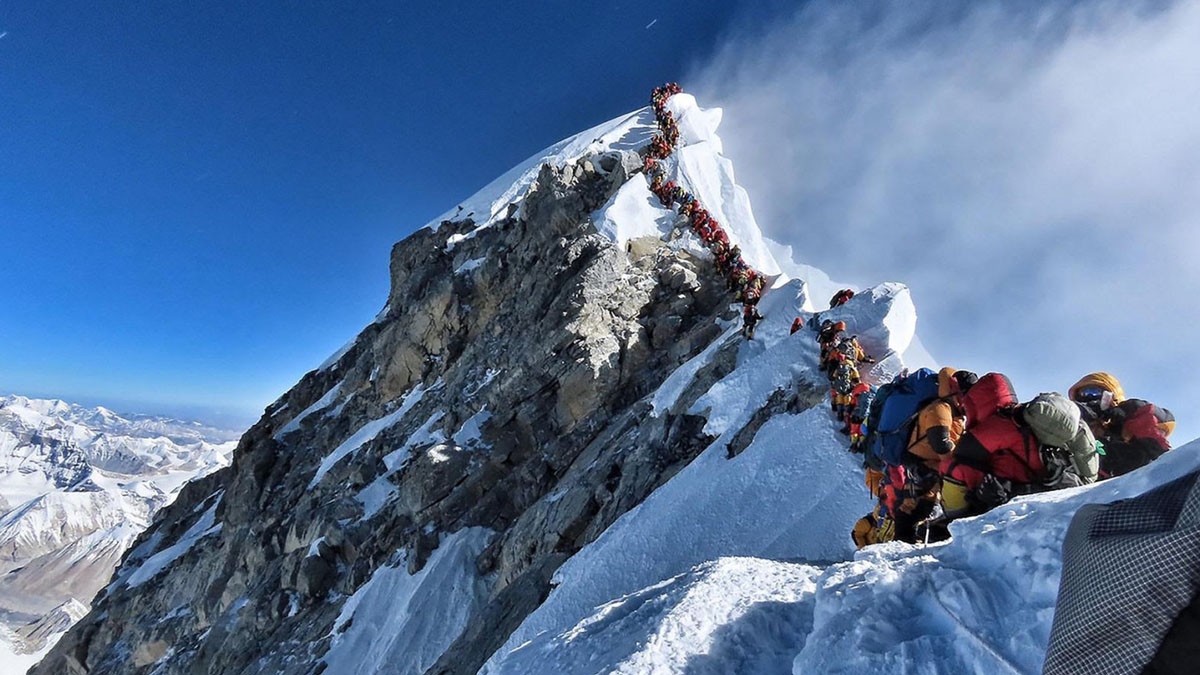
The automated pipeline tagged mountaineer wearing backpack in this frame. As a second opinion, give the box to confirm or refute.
[817,320,846,363]
[830,362,861,432]
[905,368,978,471]
[829,288,854,308]
[1069,372,1175,478]
[854,368,942,544]
[847,381,874,446]
[825,334,875,378]
[866,368,979,543]
[941,388,1099,520]
[742,303,763,340]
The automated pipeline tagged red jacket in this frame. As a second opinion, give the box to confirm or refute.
[961,373,1017,428]
[942,412,1043,493]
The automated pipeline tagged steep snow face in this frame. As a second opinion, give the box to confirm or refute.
[322,528,493,675]
[494,557,821,675]
[591,94,782,278]
[0,395,235,666]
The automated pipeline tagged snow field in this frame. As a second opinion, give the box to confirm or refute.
[321,528,494,675]
[493,557,822,675]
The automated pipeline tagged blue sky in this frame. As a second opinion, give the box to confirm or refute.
[0,1,780,427]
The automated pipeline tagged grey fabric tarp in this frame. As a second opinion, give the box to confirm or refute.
[1043,470,1200,674]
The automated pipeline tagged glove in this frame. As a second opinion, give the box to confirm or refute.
[972,474,1010,509]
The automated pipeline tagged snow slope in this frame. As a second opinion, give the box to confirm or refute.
[322,528,494,675]
[495,557,822,675]
[485,433,1199,674]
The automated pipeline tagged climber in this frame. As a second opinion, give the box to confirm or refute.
[941,388,1099,520]
[864,368,976,543]
[844,380,873,441]
[742,303,763,340]
[905,368,978,471]
[852,504,893,550]
[830,361,861,428]
[848,382,876,452]
[790,317,805,335]
[817,320,846,363]
[878,462,940,544]
[825,334,874,378]
[732,268,751,302]
[1069,372,1174,478]
[829,288,855,309]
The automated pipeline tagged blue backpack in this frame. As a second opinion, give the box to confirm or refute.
[867,368,941,466]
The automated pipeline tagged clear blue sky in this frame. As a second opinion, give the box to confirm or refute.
[0,1,785,427]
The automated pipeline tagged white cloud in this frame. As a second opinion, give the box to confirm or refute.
[688,0,1200,441]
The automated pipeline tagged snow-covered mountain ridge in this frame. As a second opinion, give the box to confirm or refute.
[34,90,1197,675]
[0,395,236,673]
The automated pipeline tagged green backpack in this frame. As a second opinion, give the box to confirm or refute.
[1024,393,1099,483]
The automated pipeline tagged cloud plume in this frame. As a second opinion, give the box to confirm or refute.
[689,0,1200,440]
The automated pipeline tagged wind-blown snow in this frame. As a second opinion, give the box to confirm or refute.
[661,93,781,277]
[322,528,493,675]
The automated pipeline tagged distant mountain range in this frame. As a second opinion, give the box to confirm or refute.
[0,394,238,672]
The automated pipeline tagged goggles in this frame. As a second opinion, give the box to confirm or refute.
[1073,385,1108,403]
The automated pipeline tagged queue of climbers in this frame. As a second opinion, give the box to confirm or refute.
[794,303,1177,549]
[640,84,1179,549]
[645,83,768,339]
[857,367,1174,548]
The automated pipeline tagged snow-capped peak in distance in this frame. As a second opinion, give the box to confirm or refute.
[0,394,238,671]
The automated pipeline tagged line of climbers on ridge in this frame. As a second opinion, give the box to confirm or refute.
[640,84,1178,550]
[644,83,768,339]
[789,294,1177,548]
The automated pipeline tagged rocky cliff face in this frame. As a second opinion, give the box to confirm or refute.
[34,106,832,673]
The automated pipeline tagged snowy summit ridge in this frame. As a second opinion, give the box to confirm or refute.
[35,89,1197,675]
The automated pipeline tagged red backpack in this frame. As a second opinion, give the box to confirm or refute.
[962,373,1018,427]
